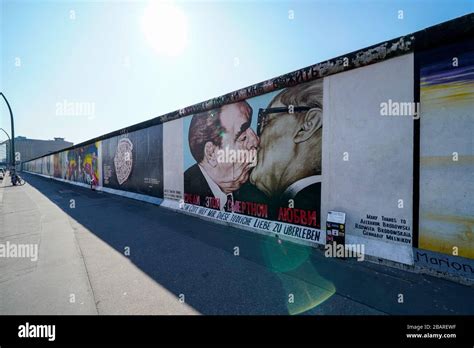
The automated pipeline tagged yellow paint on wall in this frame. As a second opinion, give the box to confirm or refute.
[420,155,474,166]
[420,81,474,107]
[420,213,474,259]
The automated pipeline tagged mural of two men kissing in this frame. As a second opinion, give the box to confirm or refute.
[183,79,323,229]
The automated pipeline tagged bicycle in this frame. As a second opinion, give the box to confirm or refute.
[10,172,25,186]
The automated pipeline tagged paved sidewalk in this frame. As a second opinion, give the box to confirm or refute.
[0,172,473,315]
[0,173,97,314]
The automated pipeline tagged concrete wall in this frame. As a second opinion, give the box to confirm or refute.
[321,54,414,264]
[23,14,474,280]
[6,137,73,163]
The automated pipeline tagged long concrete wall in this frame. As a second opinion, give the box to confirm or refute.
[23,14,474,281]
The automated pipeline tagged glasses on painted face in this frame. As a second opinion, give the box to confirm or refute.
[257,106,312,136]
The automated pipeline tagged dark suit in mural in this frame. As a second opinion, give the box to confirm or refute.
[234,179,321,228]
[248,79,323,228]
[183,101,259,211]
[184,163,214,204]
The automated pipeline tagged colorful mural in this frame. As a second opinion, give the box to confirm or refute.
[183,79,323,230]
[419,39,474,259]
[64,142,100,185]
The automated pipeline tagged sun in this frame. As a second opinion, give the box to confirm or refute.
[141,1,188,57]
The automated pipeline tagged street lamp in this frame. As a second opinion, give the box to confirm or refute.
[0,93,15,169]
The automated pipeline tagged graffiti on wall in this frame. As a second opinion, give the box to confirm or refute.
[414,248,474,280]
[53,152,63,178]
[419,39,474,259]
[102,125,164,197]
[183,79,323,240]
[64,142,100,184]
[21,15,474,263]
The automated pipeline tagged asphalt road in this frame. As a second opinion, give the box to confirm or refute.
[0,172,472,315]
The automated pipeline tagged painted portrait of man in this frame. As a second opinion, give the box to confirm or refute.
[184,79,323,227]
[184,101,259,211]
[241,79,323,227]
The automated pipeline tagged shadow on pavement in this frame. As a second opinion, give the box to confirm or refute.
[21,172,339,315]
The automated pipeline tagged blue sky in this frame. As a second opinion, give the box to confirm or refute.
[0,0,472,147]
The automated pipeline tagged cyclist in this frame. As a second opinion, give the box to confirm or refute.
[10,169,22,186]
